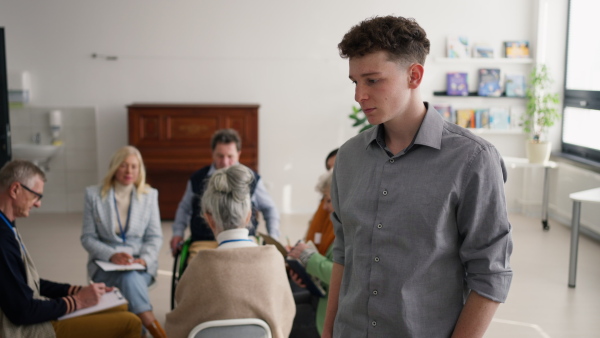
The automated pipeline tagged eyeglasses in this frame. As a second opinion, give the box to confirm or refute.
[19,182,43,202]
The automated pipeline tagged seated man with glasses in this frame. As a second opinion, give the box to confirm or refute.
[19,181,43,201]
[0,160,142,338]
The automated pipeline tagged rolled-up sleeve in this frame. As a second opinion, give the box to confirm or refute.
[457,146,513,303]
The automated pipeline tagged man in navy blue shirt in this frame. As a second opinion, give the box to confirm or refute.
[0,160,141,337]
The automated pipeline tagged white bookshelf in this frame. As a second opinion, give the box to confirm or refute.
[434,57,534,65]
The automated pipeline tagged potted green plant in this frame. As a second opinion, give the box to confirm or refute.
[522,64,560,163]
[349,106,373,133]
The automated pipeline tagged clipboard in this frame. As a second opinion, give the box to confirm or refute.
[95,260,146,271]
[58,289,128,320]
[286,258,327,298]
[258,232,288,257]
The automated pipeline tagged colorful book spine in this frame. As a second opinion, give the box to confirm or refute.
[475,109,490,129]
[456,109,475,128]
[433,104,455,124]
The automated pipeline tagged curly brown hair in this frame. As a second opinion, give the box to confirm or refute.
[338,15,430,65]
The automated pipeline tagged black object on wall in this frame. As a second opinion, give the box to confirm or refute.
[0,27,11,168]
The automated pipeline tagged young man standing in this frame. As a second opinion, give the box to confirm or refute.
[323,16,513,337]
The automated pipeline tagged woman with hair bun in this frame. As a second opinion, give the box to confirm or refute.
[165,165,295,338]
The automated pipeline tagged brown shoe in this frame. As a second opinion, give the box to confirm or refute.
[146,319,167,338]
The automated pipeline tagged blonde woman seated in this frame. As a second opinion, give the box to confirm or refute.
[165,165,295,338]
[81,146,165,338]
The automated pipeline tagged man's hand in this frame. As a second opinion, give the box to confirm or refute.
[170,236,184,257]
[110,252,134,265]
[73,283,107,309]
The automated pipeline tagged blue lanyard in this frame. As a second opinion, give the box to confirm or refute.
[0,212,26,252]
[218,239,253,246]
[113,190,133,243]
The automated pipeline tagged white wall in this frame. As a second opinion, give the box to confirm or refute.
[9,106,98,212]
[1,0,572,214]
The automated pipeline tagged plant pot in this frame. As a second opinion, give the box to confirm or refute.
[526,141,551,164]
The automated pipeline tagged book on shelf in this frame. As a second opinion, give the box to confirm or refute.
[433,104,455,124]
[446,72,469,96]
[510,106,525,129]
[504,41,530,58]
[477,68,502,97]
[475,109,490,129]
[456,109,475,128]
[447,35,470,58]
[472,44,494,58]
[489,107,511,130]
[505,74,526,97]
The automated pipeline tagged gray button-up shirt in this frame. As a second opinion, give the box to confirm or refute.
[331,103,513,337]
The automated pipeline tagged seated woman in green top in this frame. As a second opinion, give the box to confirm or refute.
[288,169,334,335]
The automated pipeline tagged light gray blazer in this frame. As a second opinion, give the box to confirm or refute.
[81,185,163,279]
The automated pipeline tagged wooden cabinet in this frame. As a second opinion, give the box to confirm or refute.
[128,104,259,219]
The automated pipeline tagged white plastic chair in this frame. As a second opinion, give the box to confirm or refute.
[187,318,272,338]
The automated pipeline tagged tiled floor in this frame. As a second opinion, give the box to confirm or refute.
[17,211,600,337]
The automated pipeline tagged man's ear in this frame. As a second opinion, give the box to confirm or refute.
[244,211,251,225]
[408,63,425,89]
[8,182,20,199]
[205,213,217,233]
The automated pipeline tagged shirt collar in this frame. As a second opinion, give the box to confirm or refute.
[0,209,15,227]
[216,228,257,249]
[207,164,217,176]
[363,102,444,151]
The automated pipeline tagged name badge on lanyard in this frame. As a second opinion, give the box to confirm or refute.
[314,232,322,244]
[113,190,133,244]
[0,213,25,252]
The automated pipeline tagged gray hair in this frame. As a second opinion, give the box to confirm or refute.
[0,160,46,192]
[315,169,333,195]
[201,164,254,232]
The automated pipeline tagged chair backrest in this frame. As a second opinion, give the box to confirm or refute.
[188,318,272,338]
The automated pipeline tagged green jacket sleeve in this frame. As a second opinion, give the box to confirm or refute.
[305,245,334,286]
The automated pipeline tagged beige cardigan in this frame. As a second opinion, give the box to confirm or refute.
[165,245,295,338]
